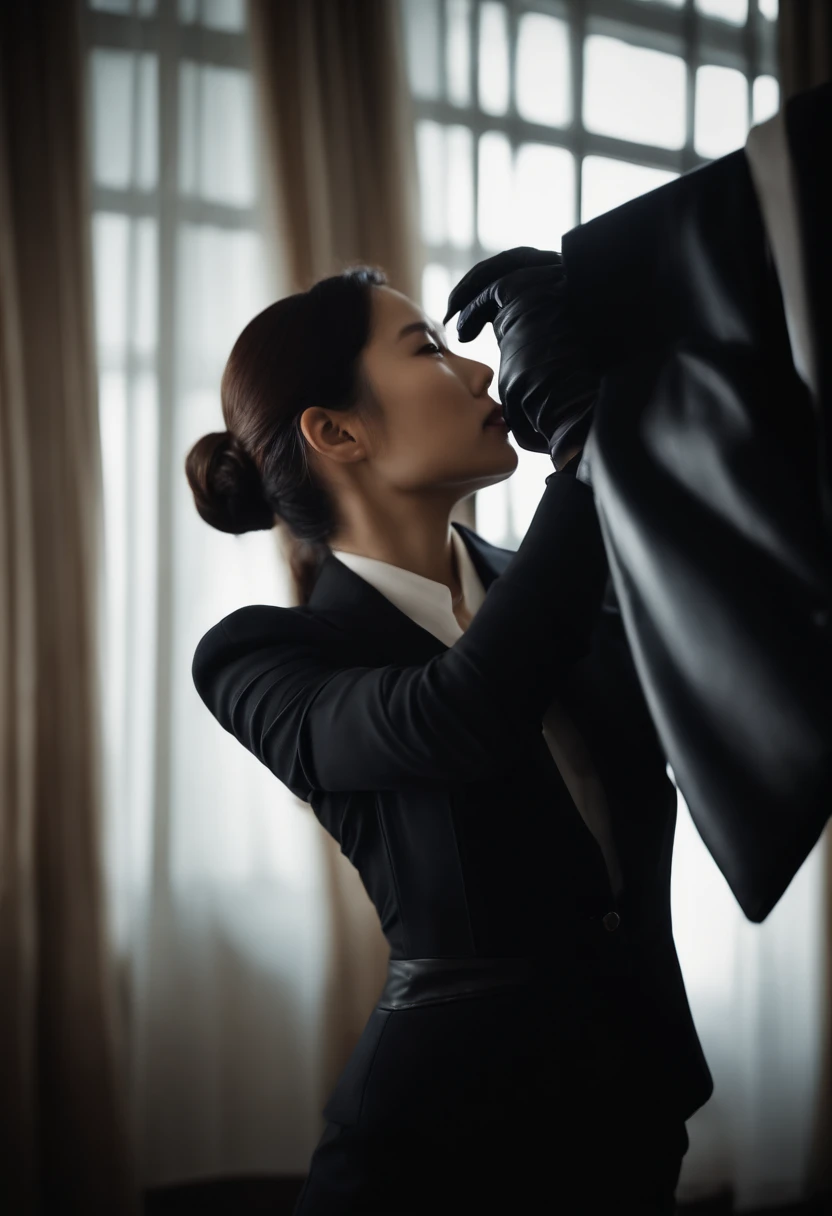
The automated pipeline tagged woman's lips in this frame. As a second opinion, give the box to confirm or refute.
[484,406,507,428]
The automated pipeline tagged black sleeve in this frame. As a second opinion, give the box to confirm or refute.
[192,471,608,798]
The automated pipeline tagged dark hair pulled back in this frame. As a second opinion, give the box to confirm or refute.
[185,265,388,604]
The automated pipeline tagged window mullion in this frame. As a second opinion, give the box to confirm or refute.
[571,0,588,224]
[682,0,698,174]
[149,0,181,898]
[468,0,480,272]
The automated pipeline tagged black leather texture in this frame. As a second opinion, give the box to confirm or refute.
[560,82,832,922]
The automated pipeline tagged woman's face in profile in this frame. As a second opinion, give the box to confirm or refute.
[355,285,518,496]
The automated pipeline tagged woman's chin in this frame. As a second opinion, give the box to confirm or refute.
[488,439,519,473]
[432,441,518,492]
[467,449,518,490]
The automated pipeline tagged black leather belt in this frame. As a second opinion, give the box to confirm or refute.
[377,952,636,1011]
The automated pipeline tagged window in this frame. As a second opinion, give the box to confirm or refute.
[401,0,778,547]
[83,0,301,942]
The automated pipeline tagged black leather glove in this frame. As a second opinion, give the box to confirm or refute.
[545,441,594,487]
[444,247,599,471]
[558,450,583,476]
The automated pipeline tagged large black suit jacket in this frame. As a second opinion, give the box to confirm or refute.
[192,472,713,1130]
[560,80,832,923]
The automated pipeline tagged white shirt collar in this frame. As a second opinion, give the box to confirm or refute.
[330,525,486,648]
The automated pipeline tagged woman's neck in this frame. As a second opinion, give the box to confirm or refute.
[329,490,463,601]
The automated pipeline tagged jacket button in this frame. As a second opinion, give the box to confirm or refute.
[602,911,620,932]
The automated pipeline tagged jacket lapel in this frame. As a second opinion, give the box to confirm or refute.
[307,522,515,665]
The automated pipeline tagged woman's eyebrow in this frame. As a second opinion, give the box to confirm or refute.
[396,318,446,343]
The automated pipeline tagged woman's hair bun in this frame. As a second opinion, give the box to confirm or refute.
[184,429,277,535]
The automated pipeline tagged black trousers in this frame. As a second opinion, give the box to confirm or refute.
[293,1104,690,1215]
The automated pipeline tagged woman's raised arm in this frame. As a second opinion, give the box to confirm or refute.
[192,470,607,797]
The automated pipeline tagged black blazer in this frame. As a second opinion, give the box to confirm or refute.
[560,80,832,923]
[192,472,713,1130]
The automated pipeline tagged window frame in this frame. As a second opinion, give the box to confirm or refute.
[406,0,777,272]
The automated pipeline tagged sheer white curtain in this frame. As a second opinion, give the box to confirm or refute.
[671,797,827,1206]
[86,0,333,1184]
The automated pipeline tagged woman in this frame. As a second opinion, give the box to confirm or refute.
[186,266,713,1214]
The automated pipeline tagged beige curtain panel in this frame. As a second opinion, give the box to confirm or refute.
[246,0,427,1106]
[247,0,423,300]
[0,1,137,1212]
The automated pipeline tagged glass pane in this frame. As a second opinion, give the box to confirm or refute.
[179,61,198,195]
[414,123,476,251]
[421,263,452,333]
[91,50,132,188]
[478,2,510,116]
[402,0,441,99]
[90,49,158,190]
[513,144,575,250]
[477,131,513,250]
[178,63,256,207]
[478,139,575,280]
[446,0,471,106]
[134,219,159,357]
[628,0,684,7]
[758,0,778,19]
[416,121,446,245]
[694,64,749,159]
[199,0,245,29]
[199,65,254,206]
[581,156,678,224]
[92,213,129,358]
[177,226,269,387]
[447,126,474,248]
[98,369,128,798]
[516,13,570,128]
[753,74,779,125]
[136,54,158,189]
[583,36,686,150]
[178,0,244,26]
[92,214,159,361]
[695,0,749,23]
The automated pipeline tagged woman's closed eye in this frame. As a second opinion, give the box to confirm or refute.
[418,341,445,356]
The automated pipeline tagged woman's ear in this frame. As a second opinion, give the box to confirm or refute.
[299,406,366,465]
